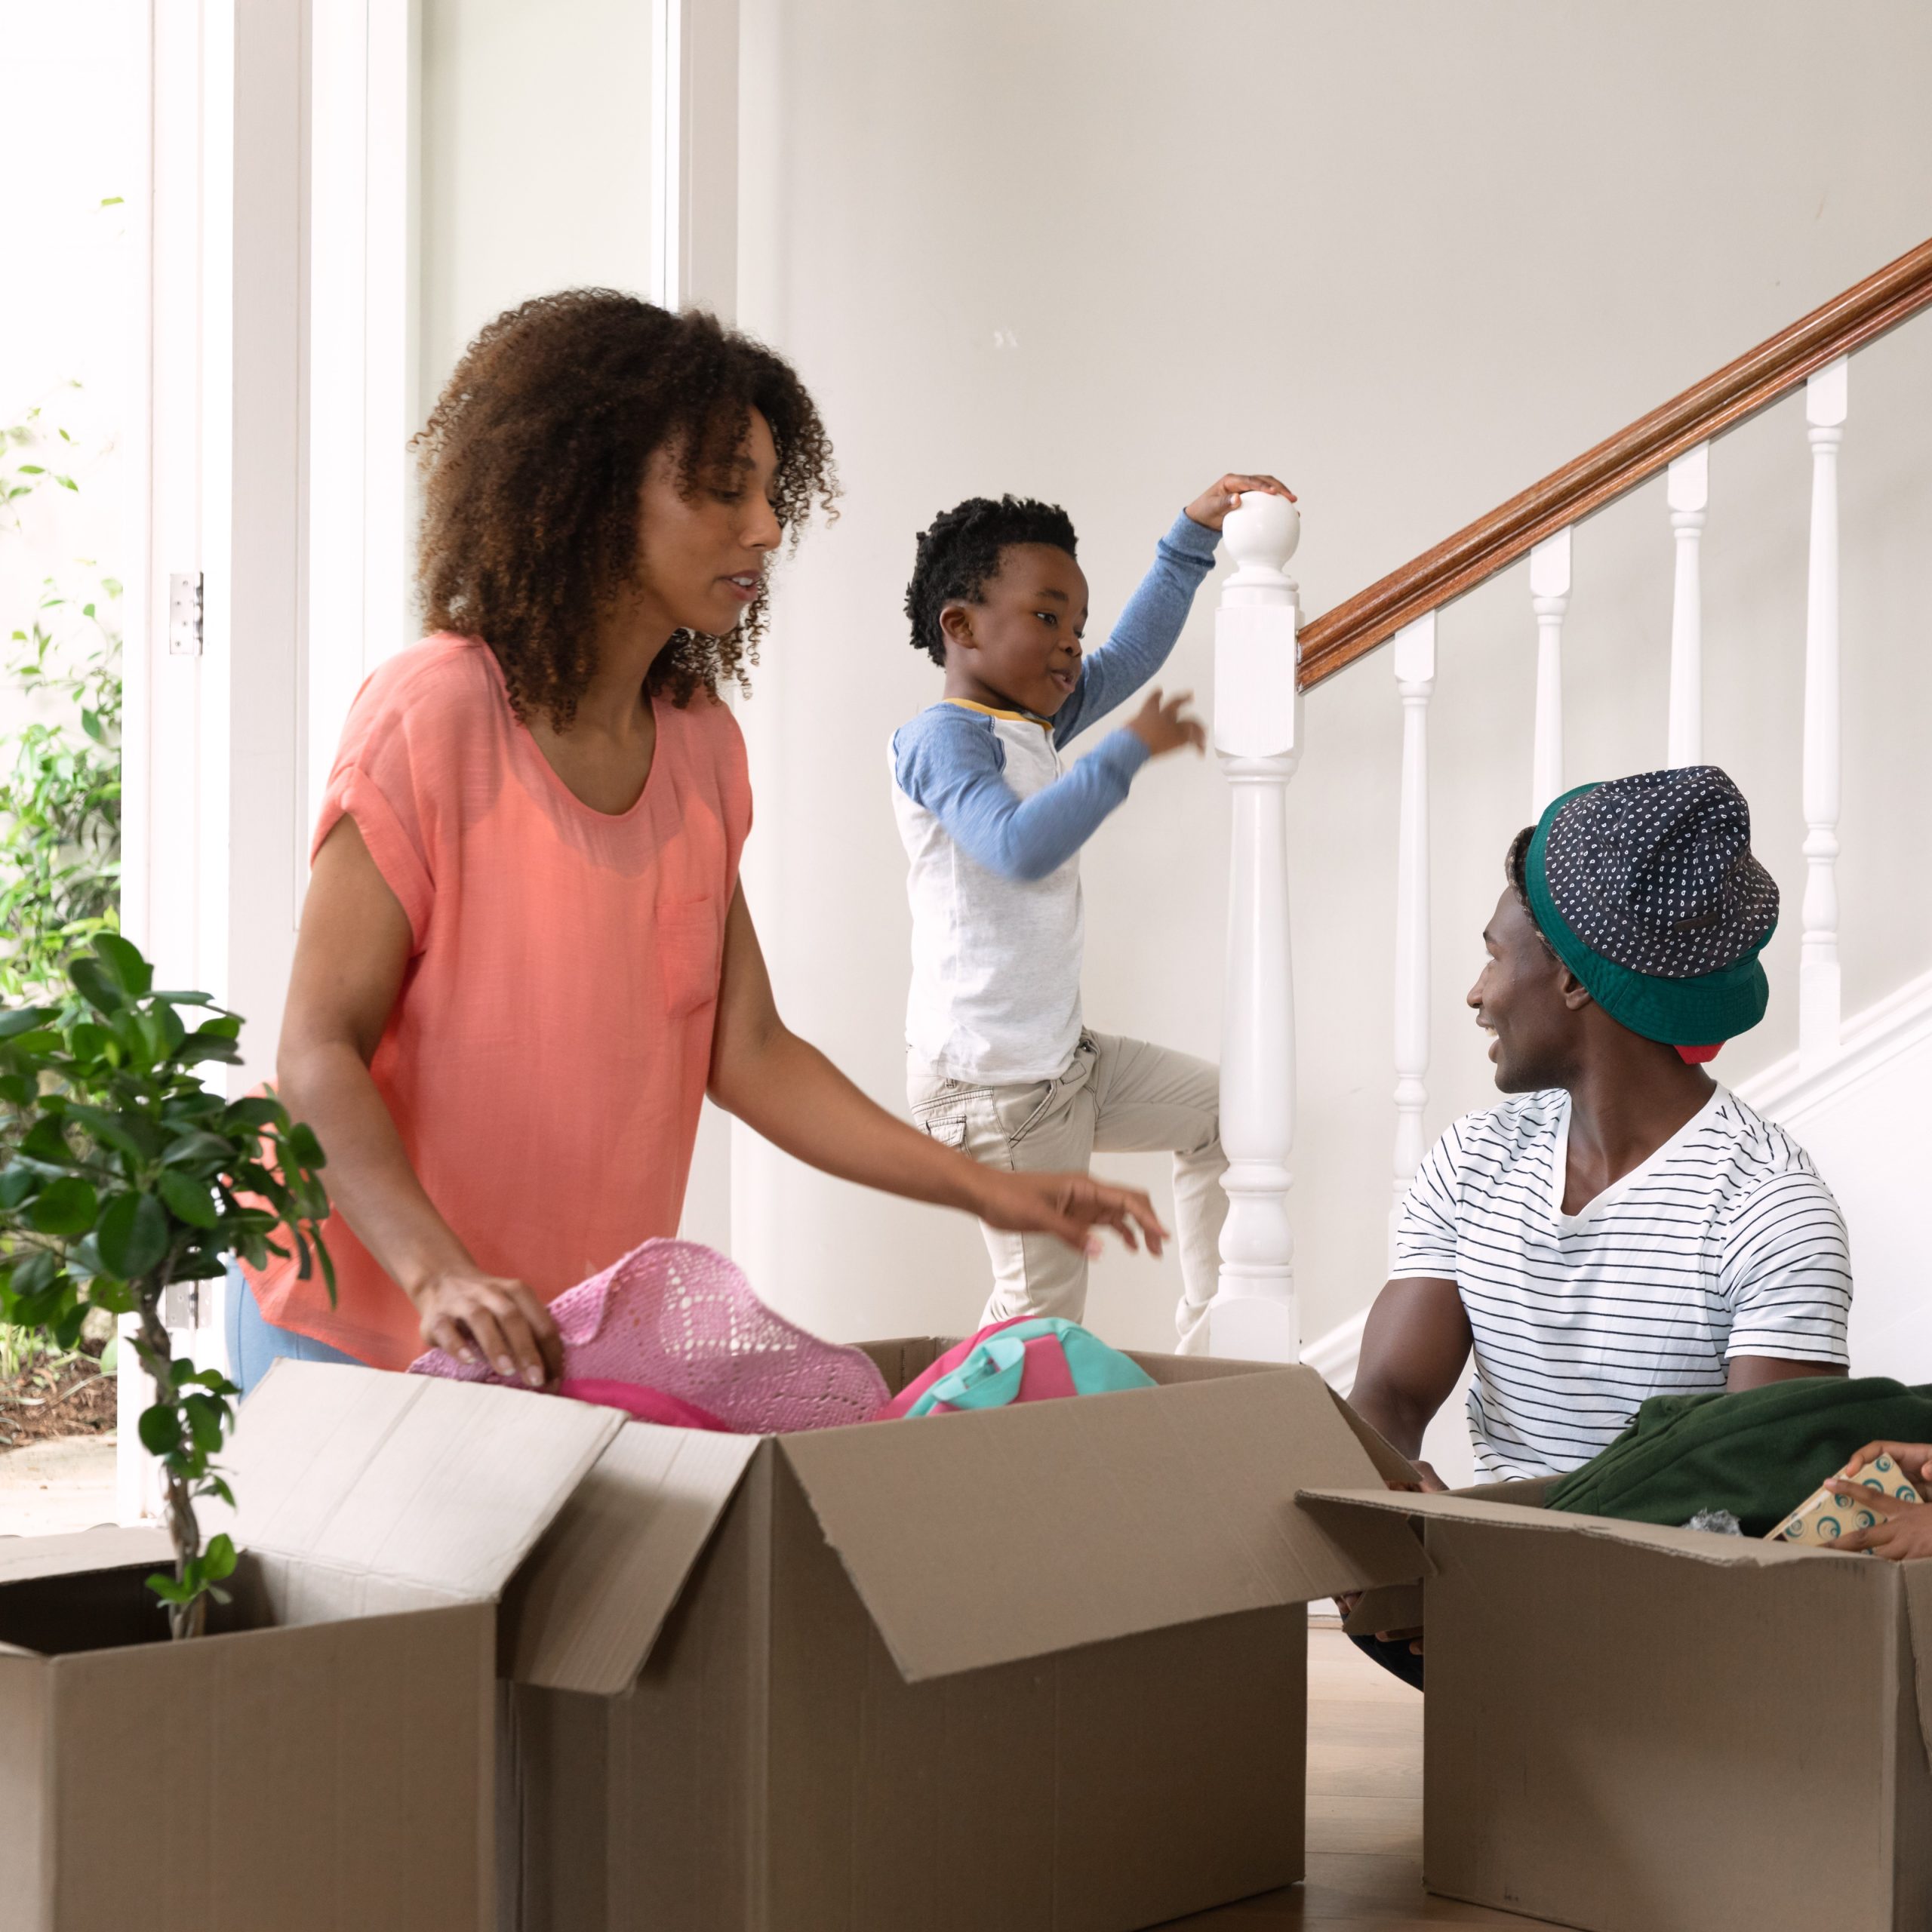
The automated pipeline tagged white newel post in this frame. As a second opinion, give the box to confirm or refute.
[1208,491,1303,1361]
[1389,614,1436,1254]
[1666,441,1708,768]
[1800,356,1847,1075]
[1529,527,1571,817]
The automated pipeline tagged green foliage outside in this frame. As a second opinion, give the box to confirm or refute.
[0,401,122,1004]
[0,936,332,1638]
[0,405,125,1399]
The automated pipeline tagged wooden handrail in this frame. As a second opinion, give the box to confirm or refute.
[1298,233,1932,688]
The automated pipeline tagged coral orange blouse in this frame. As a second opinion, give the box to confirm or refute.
[243,634,752,1370]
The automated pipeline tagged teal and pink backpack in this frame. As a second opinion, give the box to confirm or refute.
[874,1315,1154,1420]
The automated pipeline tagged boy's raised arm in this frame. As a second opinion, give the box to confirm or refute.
[894,706,1148,882]
[1054,513,1218,745]
[1057,472,1295,746]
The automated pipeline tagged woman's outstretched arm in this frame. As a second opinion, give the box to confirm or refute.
[707,883,1168,1257]
[275,817,563,1386]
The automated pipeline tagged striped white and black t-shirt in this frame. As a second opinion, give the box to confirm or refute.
[1392,1086,1851,1481]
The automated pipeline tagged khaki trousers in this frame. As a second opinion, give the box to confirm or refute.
[908,1030,1228,1352]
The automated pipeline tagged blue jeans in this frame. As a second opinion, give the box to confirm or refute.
[223,1262,360,1396]
[1349,1630,1426,1692]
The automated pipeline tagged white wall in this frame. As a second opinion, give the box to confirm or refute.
[731,0,1932,1352]
[419,0,656,408]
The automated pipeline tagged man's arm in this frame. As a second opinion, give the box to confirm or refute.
[1721,1168,1854,1392]
[1349,1276,1473,1481]
[1726,1355,1847,1391]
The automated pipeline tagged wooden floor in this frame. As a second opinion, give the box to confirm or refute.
[1161,1628,1540,1928]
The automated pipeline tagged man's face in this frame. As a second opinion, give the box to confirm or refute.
[941,543,1090,718]
[1468,888,1583,1092]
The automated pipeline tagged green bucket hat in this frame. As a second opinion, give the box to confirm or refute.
[1523,767,1778,1048]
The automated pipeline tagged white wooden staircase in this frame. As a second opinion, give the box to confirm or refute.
[1198,235,1932,1460]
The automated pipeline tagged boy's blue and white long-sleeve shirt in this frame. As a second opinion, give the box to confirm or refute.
[890,511,1220,1083]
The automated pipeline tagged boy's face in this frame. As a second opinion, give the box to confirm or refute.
[940,543,1090,718]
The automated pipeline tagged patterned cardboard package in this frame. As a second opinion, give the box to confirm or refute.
[1768,1452,1922,1547]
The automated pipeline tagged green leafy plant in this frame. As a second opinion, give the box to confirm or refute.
[0,403,122,1003]
[0,935,331,1638]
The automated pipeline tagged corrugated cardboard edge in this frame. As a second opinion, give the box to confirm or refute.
[1901,1564,1932,1780]
[0,1524,173,1586]
[1302,1484,1881,1569]
[503,1422,761,1697]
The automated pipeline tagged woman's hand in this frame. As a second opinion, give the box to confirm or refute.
[1128,688,1207,759]
[414,1267,563,1389]
[972,1168,1168,1259]
[1184,471,1297,532]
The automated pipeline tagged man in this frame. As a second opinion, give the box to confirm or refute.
[1349,767,1852,1685]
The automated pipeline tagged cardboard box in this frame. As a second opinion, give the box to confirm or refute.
[0,1361,623,1932]
[1304,1481,1932,1932]
[496,1344,1426,1932]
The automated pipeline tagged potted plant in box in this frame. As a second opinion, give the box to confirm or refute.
[0,932,330,1637]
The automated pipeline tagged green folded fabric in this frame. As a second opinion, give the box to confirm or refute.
[1546,1377,1932,1537]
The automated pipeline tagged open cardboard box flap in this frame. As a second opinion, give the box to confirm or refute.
[506,1420,761,1695]
[1303,1482,1863,1569]
[780,1365,1429,1683]
[208,1361,624,1601]
[0,1523,173,1587]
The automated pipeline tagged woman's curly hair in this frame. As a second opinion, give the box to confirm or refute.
[903,494,1078,666]
[415,291,838,727]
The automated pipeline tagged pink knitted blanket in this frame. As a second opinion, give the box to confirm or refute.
[408,1237,888,1433]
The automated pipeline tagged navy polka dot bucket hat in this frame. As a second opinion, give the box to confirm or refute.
[1524,766,1779,1047]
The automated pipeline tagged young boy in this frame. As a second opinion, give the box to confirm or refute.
[890,472,1294,1349]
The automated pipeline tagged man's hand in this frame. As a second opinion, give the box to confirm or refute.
[1128,688,1207,758]
[414,1266,564,1388]
[1824,1481,1932,1560]
[1184,472,1297,531]
[974,1168,1168,1260]
[1836,1440,1932,1491]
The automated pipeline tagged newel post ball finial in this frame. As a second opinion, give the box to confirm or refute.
[1221,491,1300,603]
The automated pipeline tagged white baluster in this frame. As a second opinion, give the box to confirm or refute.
[1390,614,1435,1256]
[1800,356,1847,1075]
[1529,528,1571,817]
[1666,441,1708,768]
[1208,491,1303,1361]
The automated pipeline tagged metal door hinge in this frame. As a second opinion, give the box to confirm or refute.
[168,571,203,656]
[160,1281,200,1328]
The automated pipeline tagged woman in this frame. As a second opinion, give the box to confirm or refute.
[232,293,1164,1392]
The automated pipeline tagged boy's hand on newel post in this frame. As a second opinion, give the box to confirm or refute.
[1129,688,1207,758]
[1184,472,1297,531]
[974,1169,1169,1260]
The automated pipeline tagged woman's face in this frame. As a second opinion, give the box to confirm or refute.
[634,407,783,639]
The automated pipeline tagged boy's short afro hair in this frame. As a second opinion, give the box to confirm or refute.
[904,494,1078,666]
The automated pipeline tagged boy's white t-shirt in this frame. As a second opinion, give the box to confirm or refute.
[888,512,1220,1088]
[891,706,1086,1084]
